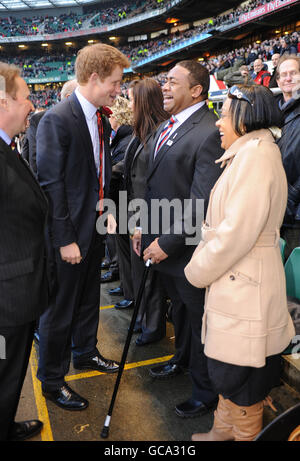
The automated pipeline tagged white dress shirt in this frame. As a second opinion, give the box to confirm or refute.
[169,100,206,136]
[0,128,11,145]
[154,100,206,154]
[75,87,105,186]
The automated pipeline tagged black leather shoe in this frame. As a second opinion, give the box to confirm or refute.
[9,420,43,441]
[108,286,124,296]
[114,299,134,310]
[100,271,119,283]
[73,353,119,373]
[175,397,218,418]
[42,384,89,411]
[149,362,183,379]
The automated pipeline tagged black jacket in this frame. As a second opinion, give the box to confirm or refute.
[36,92,112,258]
[22,110,46,176]
[0,138,48,326]
[142,105,223,277]
[109,124,133,206]
[277,96,300,227]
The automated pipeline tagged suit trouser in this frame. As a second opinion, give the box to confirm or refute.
[0,321,35,441]
[105,234,119,276]
[160,273,217,404]
[130,245,167,340]
[37,233,103,390]
[115,232,134,300]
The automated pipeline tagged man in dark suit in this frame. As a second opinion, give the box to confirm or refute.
[36,44,130,410]
[133,61,223,418]
[22,79,78,177]
[0,62,48,440]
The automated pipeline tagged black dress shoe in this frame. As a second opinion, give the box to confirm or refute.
[114,299,134,310]
[9,420,43,441]
[175,397,218,418]
[73,353,119,373]
[42,384,89,411]
[100,271,119,283]
[108,286,124,296]
[149,362,183,379]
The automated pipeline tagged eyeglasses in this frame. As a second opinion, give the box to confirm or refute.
[228,85,253,106]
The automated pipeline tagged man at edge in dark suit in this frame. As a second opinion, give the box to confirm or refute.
[133,61,223,418]
[0,62,48,440]
[36,44,130,411]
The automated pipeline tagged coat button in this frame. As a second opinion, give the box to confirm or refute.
[229,275,235,281]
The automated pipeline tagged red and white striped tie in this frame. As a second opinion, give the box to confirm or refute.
[154,116,176,158]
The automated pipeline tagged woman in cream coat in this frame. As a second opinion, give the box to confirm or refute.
[185,84,295,441]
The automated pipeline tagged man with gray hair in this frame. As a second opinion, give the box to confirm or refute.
[60,78,78,100]
[0,62,47,441]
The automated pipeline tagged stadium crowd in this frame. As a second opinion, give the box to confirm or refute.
[0,0,167,37]
[4,27,297,108]
[0,0,290,38]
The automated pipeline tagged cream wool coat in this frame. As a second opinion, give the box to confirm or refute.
[185,129,295,368]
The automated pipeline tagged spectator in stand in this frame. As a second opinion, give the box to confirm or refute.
[224,65,254,87]
[291,32,300,54]
[252,59,271,87]
[269,53,280,89]
[280,36,298,56]
[276,55,300,259]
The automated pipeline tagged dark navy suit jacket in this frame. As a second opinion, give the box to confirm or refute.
[36,92,112,260]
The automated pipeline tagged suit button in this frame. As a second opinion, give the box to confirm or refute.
[132,174,136,178]
[229,275,235,281]
[148,186,151,191]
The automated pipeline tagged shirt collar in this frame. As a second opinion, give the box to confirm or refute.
[0,128,12,145]
[75,87,98,120]
[174,100,206,125]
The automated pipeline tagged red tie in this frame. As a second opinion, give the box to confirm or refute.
[96,109,104,215]
[10,139,20,156]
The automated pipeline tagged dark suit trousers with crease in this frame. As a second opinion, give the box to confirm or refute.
[159,272,217,404]
[0,321,35,440]
[37,232,104,390]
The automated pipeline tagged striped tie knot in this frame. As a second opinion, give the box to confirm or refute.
[155,115,177,155]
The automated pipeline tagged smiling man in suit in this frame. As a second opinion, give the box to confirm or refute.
[0,63,48,440]
[36,44,130,410]
[134,61,223,418]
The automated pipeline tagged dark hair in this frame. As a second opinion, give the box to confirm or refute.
[132,78,168,143]
[227,84,283,136]
[176,60,209,99]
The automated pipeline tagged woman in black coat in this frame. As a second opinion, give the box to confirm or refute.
[124,78,170,345]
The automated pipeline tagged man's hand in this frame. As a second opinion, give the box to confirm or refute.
[60,242,82,265]
[132,228,142,257]
[143,238,168,264]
